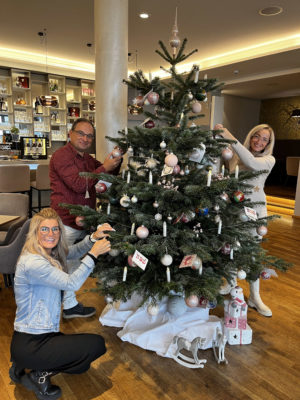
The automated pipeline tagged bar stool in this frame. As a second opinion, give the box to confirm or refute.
[30,164,51,213]
[0,165,31,215]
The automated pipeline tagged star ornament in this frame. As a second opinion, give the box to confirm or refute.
[254,186,260,192]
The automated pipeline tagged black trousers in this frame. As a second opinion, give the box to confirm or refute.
[10,331,106,374]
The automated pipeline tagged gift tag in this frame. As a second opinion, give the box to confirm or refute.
[244,206,257,221]
[179,254,197,268]
[132,250,149,270]
[189,144,206,163]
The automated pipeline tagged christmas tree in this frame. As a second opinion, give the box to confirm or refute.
[63,27,289,312]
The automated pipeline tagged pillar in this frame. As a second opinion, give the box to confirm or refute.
[94,0,128,160]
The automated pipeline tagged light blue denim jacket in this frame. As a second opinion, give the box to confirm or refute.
[14,235,95,334]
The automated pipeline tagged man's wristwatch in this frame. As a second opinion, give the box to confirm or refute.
[89,233,97,243]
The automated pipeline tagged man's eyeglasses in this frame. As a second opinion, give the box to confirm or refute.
[39,226,60,235]
[73,130,94,140]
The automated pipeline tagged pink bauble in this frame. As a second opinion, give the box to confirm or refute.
[198,296,208,308]
[165,153,178,167]
[75,216,85,227]
[134,95,144,106]
[257,225,268,236]
[128,254,137,267]
[173,164,181,175]
[112,148,122,158]
[261,270,271,279]
[221,243,231,255]
[185,295,199,308]
[95,182,107,194]
[145,120,155,129]
[181,214,189,223]
[233,190,245,203]
[222,148,233,160]
[148,92,159,105]
[136,225,149,239]
[192,101,202,113]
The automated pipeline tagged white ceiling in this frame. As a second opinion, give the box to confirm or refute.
[1,0,300,99]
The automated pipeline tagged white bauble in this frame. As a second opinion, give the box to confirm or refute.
[237,270,247,280]
[112,148,122,158]
[222,148,233,160]
[109,249,120,257]
[257,225,268,236]
[136,225,149,239]
[131,195,138,203]
[160,140,167,149]
[239,212,249,222]
[105,295,113,304]
[192,256,202,270]
[120,195,130,207]
[160,254,173,266]
[167,296,187,317]
[153,201,159,208]
[185,295,199,308]
[127,146,134,156]
[192,101,202,113]
[165,153,178,167]
[147,304,159,316]
[154,213,162,221]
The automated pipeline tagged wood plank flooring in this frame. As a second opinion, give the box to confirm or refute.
[0,213,299,400]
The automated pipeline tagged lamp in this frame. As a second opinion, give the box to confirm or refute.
[291,109,300,118]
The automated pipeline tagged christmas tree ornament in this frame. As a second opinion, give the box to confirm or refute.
[153,200,159,208]
[198,297,208,308]
[75,216,85,227]
[147,304,159,316]
[185,166,190,175]
[167,214,173,222]
[128,104,143,115]
[220,192,230,202]
[127,145,134,156]
[136,225,149,239]
[195,89,207,102]
[148,91,159,105]
[233,190,245,203]
[169,8,181,54]
[222,148,233,160]
[109,249,120,257]
[214,204,220,212]
[185,295,199,308]
[187,91,193,100]
[173,164,181,174]
[137,169,146,177]
[165,153,178,167]
[237,270,246,280]
[189,144,206,163]
[155,213,162,221]
[146,157,157,169]
[233,240,241,250]
[120,194,130,207]
[131,195,138,203]
[145,119,155,129]
[261,268,278,280]
[167,296,187,317]
[160,254,173,266]
[105,295,114,304]
[257,225,268,236]
[160,140,167,149]
[194,66,200,83]
[144,98,150,106]
[112,148,122,158]
[191,101,202,113]
[95,182,107,194]
[181,214,189,223]
[133,95,144,106]
[239,212,249,222]
[191,256,202,272]
[196,207,209,216]
[221,243,231,255]
[179,169,185,176]
[128,254,137,267]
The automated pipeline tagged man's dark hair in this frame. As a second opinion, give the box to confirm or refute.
[71,118,95,135]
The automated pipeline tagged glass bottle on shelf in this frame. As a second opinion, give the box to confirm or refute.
[35,97,43,114]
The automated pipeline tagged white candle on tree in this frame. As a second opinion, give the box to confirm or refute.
[130,223,135,235]
[122,267,127,282]
[166,267,171,282]
[207,170,212,187]
[107,203,111,215]
[127,171,131,184]
[235,165,239,179]
[149,171,153,184]
[163,221,167,237]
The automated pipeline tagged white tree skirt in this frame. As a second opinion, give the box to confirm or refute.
[100,293,222,358]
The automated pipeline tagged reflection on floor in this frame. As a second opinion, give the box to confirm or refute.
[265,184,296,216]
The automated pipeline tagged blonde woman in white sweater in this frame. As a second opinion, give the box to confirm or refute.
[215,123,275,317]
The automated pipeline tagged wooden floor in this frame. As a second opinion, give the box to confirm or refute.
[0,214,300,400]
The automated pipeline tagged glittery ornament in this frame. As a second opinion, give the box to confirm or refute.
[136,225,149,239]
[165,153,178,167]
[128,104,143,115]
[155,213,162,221]
[145,119,155,129]
[95,182,107,193]
[120,194,130,207]
[233,190,245,203]
[195,89,207,102]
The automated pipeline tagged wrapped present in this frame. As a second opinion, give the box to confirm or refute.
[224,314,247,330]
[224,324,252,345]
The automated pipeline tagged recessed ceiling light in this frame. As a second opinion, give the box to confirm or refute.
[139,13,150,19]
[259,6,283,16]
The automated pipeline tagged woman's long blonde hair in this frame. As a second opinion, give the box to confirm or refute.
[21,208,69,271]
[229,124,275,172]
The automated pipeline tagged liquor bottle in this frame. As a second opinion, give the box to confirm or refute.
[35,97,43,114]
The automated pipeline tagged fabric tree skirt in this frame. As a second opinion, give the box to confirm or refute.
[100,293,222,359]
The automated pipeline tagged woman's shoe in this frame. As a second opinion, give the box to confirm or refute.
[21,370,62,400]
[248,278,272,317]
[9,362,25,384]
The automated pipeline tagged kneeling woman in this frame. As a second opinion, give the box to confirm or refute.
[10,208,113,400]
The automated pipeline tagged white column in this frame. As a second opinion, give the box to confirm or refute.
[94,0,128,160]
